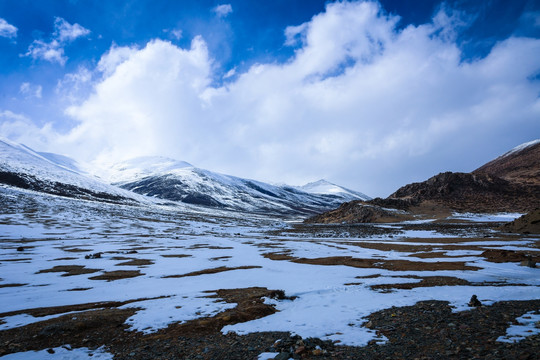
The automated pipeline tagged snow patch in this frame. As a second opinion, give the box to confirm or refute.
[497,311,540,343]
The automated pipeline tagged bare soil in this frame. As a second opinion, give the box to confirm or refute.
[89,270,143,281]
[162,266,262,279]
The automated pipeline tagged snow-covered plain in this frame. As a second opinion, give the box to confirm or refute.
[1,185,539,358]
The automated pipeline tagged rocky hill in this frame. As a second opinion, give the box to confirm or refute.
[474,140,540,186]
[500,209,540,234]
[307,140,540,224]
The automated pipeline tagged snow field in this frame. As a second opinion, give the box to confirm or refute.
[1,190,539,349]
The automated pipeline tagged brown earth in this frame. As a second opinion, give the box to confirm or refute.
[500,209,540,234]
[162,266,262,279]
[474,140,540,186]
[115,259,154,266]
[89,270,143,281]
[262,253,480,271]
[36,265,101,277]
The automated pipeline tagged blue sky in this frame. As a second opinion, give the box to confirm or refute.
[0,0,539,197]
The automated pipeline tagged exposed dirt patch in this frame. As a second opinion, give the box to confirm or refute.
[0,298,164,318]
[163,266,262,279]
[210,256,232,261]
[157,287,292,336]
[36,265,101,277]
[370,276,471,291]
[60,247,92,253]
[187,244,234,250]
[89,270,143,281]
[115,259,154,266]
[51,257,78,261]
[263,254,480,271]
[0,258,32,262]
[481,249,540,263]
[160,254,192,258]
[64,287,92,292]
[0,283,27,288]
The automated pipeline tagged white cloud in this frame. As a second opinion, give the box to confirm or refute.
[19,82,43,99]
[163,28,183,40]
[31,1,540,196]
[223,67,236,79]
[53,17,90,42]
[24,17,90,65]
[284,23,308,46]
[213,4,233,18]
[0,18,17,38]
[56,66,93,103]
[0,111,57,150]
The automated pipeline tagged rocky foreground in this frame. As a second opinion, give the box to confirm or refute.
[1,298,539,359]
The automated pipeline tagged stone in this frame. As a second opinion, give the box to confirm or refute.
[468,295,482,307]
[274,352,291,360]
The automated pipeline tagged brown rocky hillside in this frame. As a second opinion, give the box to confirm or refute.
[307,140,540,224]
[474,140,540,186]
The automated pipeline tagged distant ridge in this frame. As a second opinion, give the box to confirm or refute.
[109,156,370,215]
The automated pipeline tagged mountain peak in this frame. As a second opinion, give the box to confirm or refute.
[300,179,370,200]
[106,156,193,183]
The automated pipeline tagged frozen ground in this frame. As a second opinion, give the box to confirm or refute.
[0,186,539,358]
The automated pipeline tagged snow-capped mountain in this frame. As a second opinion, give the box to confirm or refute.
[0,139,370,215]
[0,138,142,204]
[108,156,369,214]
[298,179,370,201]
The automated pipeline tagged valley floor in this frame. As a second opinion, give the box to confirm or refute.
[0,186,539,359]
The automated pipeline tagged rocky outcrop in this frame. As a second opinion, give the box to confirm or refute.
[304,201,414,224]
[388,172,538,213]
[500,209,540,234]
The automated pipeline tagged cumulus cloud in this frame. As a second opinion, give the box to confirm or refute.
[213,4,233,18]
[0,18,17,38]
[42,1,540,196]
[24,17,90,65]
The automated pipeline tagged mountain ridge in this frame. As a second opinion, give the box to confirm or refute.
[0,140,370,215]
[110,156,370,214]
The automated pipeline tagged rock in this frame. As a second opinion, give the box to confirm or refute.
[47,348,55,354]
[274,352,291,360]
[16,246,24,252]
[520,256,536,268]
[85,252,102,259]
[365,320,374,329]
[468,295,482,307]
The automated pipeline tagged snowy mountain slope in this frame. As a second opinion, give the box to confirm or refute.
[0,138,143,204]
[109,157,369,214]
[299,179,370,201]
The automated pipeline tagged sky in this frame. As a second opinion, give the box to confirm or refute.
[0,0,539,197]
